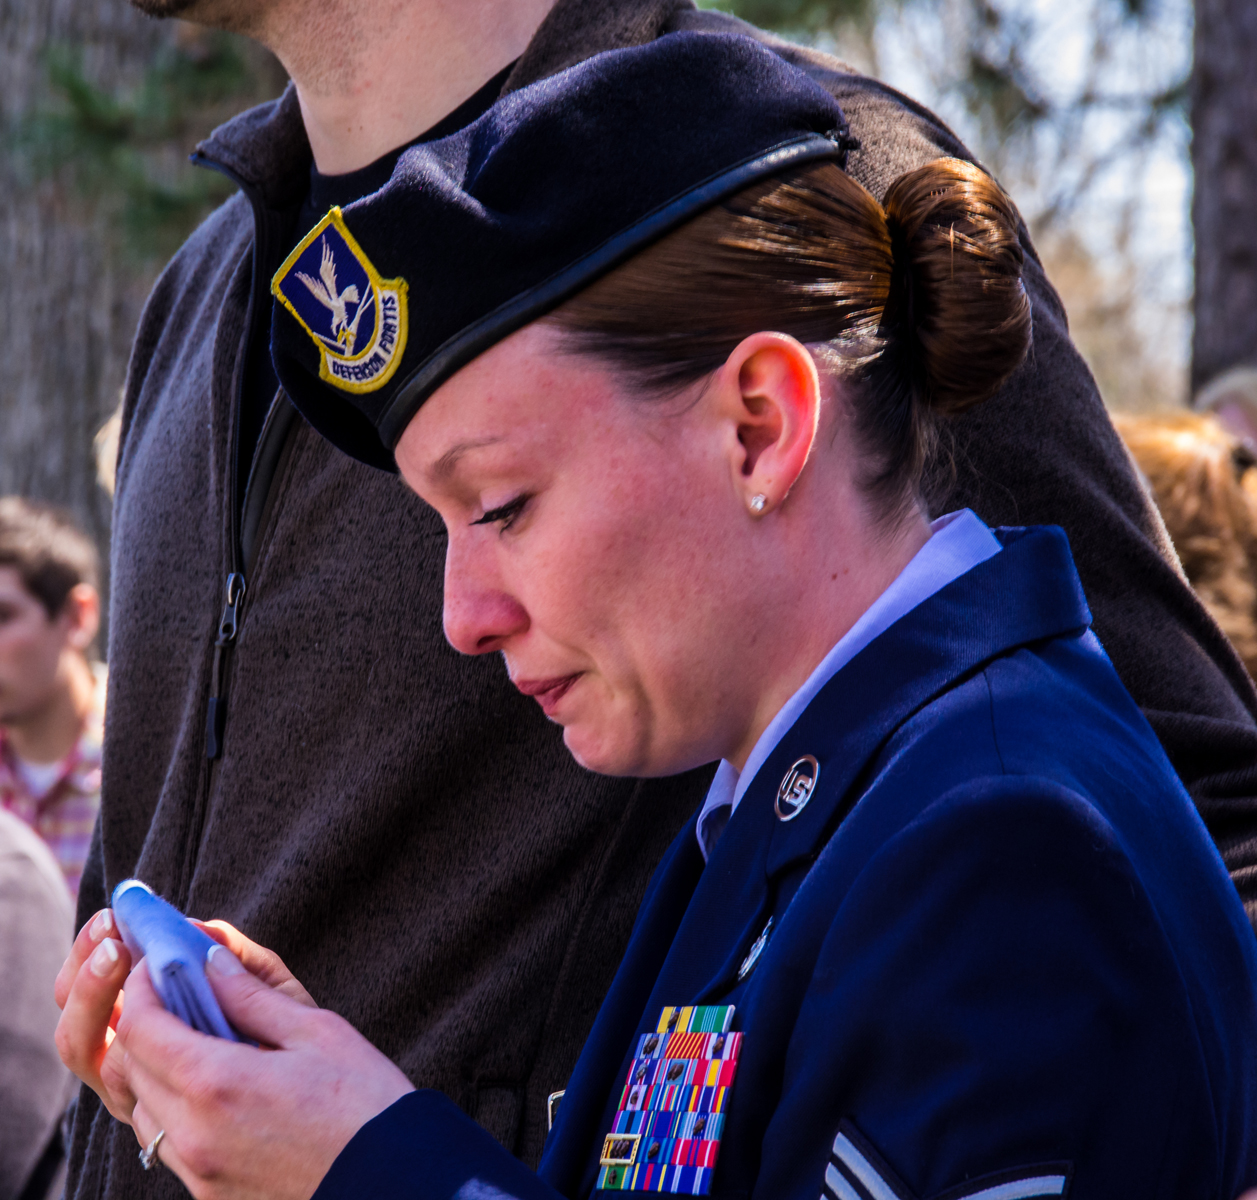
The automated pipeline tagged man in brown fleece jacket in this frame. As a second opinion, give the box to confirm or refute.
[67,0,1257,1196]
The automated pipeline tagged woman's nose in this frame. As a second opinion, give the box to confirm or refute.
[443,547,529,656]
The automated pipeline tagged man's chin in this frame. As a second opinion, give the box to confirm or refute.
[127,0,254,30]
[128,0,203,16]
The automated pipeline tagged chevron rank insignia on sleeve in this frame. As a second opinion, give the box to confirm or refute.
[822,1120,1071,1200]
[597,1006,741,1195]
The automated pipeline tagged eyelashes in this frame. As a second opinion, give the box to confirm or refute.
[471,494,529,531]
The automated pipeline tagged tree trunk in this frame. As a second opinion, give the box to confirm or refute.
[0,0,173,625]
[1191,0,1257,392]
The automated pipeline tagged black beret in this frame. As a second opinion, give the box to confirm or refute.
[270,32,854,471]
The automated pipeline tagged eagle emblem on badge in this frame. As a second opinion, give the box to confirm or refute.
[272,207,409,394]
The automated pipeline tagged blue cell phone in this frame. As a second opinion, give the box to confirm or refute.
[111,879,244,1042]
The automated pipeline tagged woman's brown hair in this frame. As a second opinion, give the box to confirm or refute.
[548,157,1031,520]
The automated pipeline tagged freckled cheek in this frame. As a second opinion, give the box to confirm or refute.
[618,520,742,719]
[521,443,716,681]
[518,519,645,642]
[509,522,660,716]
[588,534,715,709]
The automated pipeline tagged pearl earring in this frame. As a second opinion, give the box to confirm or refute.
[749,494,767,514]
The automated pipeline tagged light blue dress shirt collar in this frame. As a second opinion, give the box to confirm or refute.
[695,508,1003,859]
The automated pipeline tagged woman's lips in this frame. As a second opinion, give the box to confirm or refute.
[513,673,581,717]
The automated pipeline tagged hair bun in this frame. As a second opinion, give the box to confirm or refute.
[882,158,1031,415]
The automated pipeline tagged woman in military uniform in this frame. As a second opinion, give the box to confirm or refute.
[55,31,1257,1200]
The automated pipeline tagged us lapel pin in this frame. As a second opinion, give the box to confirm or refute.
[775,755,819,820]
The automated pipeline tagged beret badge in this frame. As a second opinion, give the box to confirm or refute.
[272,207,409,394]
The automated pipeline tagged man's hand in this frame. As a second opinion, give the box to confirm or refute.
[117,945,414,1200]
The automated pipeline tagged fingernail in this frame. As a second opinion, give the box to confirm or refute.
[90,938,120,977]
[90,910,115,941]
[206,944,245,977]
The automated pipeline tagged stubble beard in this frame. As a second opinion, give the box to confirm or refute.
[127,0,262,37]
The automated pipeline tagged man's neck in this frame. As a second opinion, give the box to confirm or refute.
[258,0,559,174]
[2,655,97,766]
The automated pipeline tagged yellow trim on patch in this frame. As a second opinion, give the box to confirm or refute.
[272,206,409,395]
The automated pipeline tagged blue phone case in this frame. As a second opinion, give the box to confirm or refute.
[111,879,243,1042]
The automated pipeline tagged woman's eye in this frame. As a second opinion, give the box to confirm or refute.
[471,495,529,532]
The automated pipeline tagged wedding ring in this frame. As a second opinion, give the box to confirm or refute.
[139,1129,165,1170]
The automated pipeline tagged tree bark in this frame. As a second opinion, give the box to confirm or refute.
[1191,0,1257,391]
[1,4,283,640]
[0,0,173,623]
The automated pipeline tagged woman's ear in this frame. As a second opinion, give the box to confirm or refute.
[716,332,821,517]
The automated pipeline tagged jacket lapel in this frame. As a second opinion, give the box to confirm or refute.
[638,777,782,1009]
[192,84,311,208]
[761,524,1091,881]
[539,824,706,1197]
[673,525,1091,1004]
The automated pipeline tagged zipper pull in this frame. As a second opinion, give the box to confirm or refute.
[216,572,246,645]
[206,573,246,760]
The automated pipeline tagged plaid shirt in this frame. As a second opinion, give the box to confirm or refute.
[0,666,105,898]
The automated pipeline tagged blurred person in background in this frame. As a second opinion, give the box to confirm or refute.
[1116,412,1257,680]
[0,498,104,898]
[94,406,122,501]
[0,805,74,1200]
[1197,367,1257,452]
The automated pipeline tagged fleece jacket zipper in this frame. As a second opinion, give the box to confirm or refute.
[176,151,297,903]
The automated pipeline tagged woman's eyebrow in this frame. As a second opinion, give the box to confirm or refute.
[431,435,506,481]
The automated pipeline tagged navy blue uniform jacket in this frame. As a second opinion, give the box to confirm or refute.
[314,526,1257,1200]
